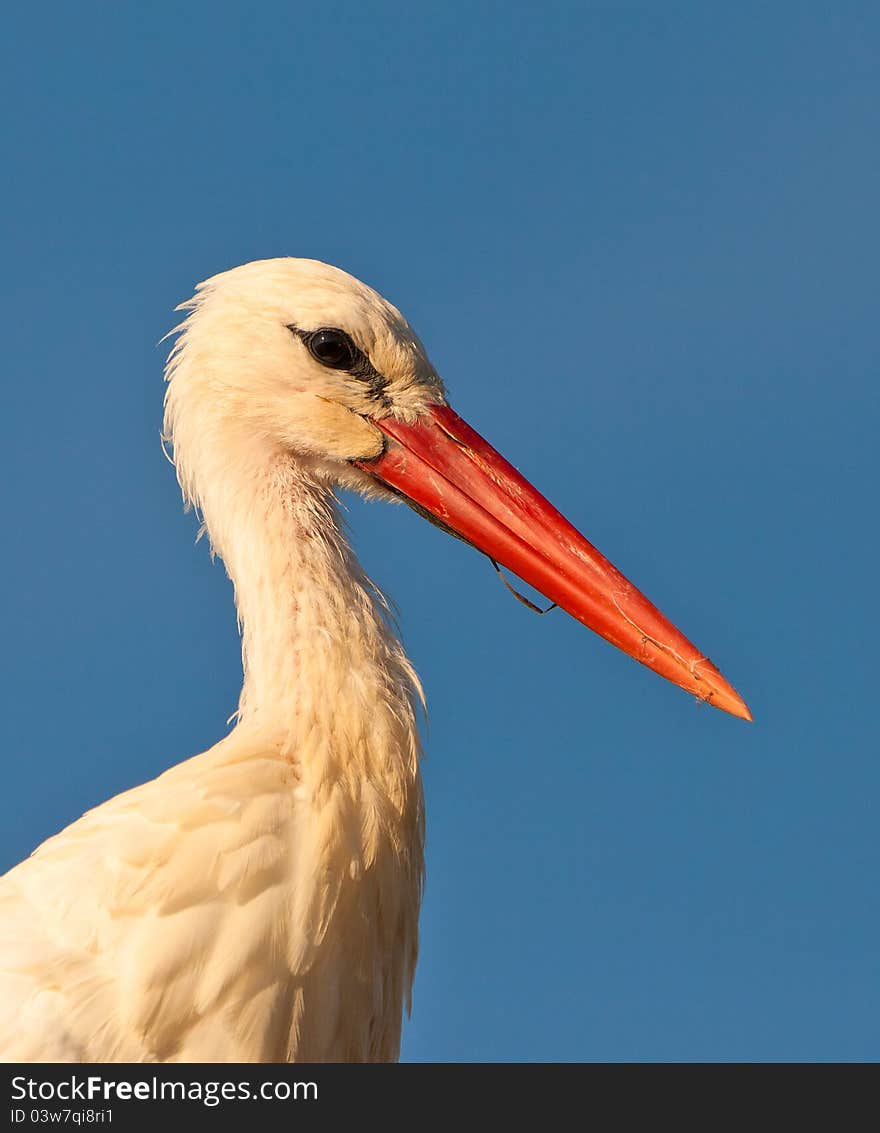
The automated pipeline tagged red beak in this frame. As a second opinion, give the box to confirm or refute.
[355,403,751,721]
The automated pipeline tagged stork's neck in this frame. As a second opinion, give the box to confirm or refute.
[207,457,421,777]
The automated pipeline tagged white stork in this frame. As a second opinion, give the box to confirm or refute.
[0,258,750,1062]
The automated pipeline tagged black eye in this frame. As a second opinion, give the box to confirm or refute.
[306,328,358,370]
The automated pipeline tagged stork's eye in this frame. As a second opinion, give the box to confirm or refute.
[286,323,392,407]
[305,328,358,370]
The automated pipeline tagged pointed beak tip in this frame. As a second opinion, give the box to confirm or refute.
[726,699,754,724]
[708,684,753,723]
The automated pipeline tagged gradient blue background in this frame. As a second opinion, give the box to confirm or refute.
[2,4,877,1061]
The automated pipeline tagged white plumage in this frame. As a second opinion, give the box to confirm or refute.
[1,260,434,1061]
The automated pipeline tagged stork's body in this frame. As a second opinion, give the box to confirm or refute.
[0,485,423,1061]
[0,259,749,1062]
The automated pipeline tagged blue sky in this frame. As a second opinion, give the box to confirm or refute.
[1,4,877,1060]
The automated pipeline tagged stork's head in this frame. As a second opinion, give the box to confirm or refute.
[164,258,443,490]
[165,257,750,720]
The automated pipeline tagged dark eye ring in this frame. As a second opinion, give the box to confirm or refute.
[304,328,358,370]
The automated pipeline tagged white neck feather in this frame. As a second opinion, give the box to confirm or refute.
[203,450,421,779]
[227,460,416,730]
